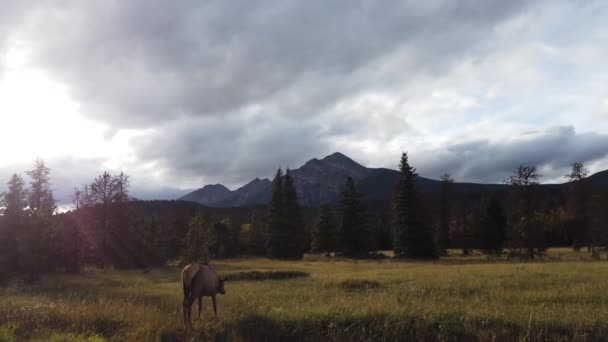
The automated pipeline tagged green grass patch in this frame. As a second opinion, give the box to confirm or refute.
[226,270,309,281]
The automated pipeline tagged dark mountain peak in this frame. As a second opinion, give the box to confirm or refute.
[322,152,366,171]
[179,183,231,206]
[316,152,369,178]
[202,183,230,191]
[299,157,325,171]
[223,176,273,207]
[323,152,355,163]
[241,177,272,188]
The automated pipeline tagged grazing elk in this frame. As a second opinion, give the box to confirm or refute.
[181,263,226,328]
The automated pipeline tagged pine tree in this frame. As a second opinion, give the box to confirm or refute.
[89,172,114,267]
[135,217,166,266]
[246,210,267,255]
[182,211,211,264]
[479,197,507,255]
[210,219,238,258]
[26,159,55,214]
[392,152,437,259]
[23,159,58,278]
[438,173,453,255]
[564,162,592,252]
[266,168,304,259]
[311,204,338,256]
[266,168,286,258]
[87,171,134,268]
[281,169,305,259]
[506,165,544,259]
[338,177,370,257]
[0,174,28,279]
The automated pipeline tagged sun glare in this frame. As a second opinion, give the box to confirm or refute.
[0,57,114,167]
[0,68,105,166]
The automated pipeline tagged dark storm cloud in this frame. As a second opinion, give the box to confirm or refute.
[133,113,331,187]
[417,126,608,183]
[9,0,607,197]
[4,0,535,190]
[16,0,531,128]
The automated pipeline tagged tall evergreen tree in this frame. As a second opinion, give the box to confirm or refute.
[564,162,592,252]
[26,159,55,214]
[246,210,267,255]
[89,172,114,267]
[438,173,453,255]
[338,177,370,257]
[281,169,305,258]
[182,211,211,264]
[392,152,437,259]
[23,159,58,278]
[0,174,28,279]
[266,168,305,259]
[506,165,545,259]
[87,171,135,268]
[210,219,238,258]
[266,168,286,258]
[479,197,507,255]
[135,216,166,267]
[311,203,338,256]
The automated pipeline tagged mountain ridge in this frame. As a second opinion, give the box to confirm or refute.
[178,153,608,208]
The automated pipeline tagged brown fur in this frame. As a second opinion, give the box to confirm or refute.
[181,263,226,329]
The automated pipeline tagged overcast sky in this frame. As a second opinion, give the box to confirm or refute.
[1,0,607,203]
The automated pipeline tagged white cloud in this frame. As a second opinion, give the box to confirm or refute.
[594,97,608,120]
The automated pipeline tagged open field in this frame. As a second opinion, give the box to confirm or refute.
[2,248,608,341]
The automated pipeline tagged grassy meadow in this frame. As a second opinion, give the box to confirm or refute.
[2,248,608,341]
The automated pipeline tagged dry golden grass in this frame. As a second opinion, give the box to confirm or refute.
[2,248,608,341]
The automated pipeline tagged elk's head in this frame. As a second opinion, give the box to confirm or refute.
[218,277,227,295]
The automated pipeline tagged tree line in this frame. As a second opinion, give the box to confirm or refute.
[309,153,608,260]
[1,154,607,281]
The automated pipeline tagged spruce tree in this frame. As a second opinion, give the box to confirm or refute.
[438,173,453,255]
[266,168,286,258]
[24,159,58,278]
[338,177,369,257]
[506,165,544,259]
[392,152,437,259]
[0,174,28,279]
[247,210,267,255]
[281,169,305,259]
[210,219,237,258]
[182,211,211,264]
[311,203,338,256]
[479,197,506,255]
[564,162,592,252]
[87,171,134,268]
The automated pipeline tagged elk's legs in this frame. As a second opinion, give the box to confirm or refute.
[212,295,218,318]
[197,296,203,319]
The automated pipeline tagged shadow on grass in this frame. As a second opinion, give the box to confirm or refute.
[225,271,309,281]
[161,313,608,342]
[1,309,126,340]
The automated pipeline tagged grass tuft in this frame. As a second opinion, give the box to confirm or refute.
[338,279,383,292]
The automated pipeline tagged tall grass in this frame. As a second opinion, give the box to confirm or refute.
[1,248,608,341]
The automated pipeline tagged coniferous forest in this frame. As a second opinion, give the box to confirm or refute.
[1,152,607,282]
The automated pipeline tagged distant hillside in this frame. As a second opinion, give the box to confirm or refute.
[178,152,608,208]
